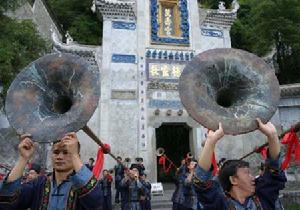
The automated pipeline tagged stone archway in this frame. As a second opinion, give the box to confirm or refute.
[146,116,204,182]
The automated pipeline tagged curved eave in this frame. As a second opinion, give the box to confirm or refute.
[200,8,237,29]
[95,0,136,19]
[280,83,300,98]
[51,31,102,68]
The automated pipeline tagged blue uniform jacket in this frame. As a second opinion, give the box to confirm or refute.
[0,165,103,210]
[193,155,287,210]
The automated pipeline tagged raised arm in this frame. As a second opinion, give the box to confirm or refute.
[0,134,36,209]
[8,134,35,182]
[198,123,224,171]
[256,118,280,160]
[60,132,83,172]
[256,119,287,209]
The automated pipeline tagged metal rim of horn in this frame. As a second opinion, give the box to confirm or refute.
[179,48,280,135]
[156,147,165,156]
[186,152,193,159]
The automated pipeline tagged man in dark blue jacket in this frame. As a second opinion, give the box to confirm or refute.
[0,132,103,210]
[100,169,113,210]
[140,173,152,210]
[114,156,125,203]
[194,119,287,210]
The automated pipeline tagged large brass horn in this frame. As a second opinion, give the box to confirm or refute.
[5,53,122,165]
[186,152,193,159]
[156,147,165,156]
[179,48,280,135]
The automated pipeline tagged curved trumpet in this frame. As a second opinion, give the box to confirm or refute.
[5,53,124,167]
[156,147,165,157]
[186,152,193,159]
[179,48,280,135]
[125,157,131,163]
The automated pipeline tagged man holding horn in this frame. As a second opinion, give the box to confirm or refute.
[0,132,103,210]
[194,119,287,209]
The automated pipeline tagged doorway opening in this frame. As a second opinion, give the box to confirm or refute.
[156,123,190,182]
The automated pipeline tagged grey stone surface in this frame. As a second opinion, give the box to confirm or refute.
[4,1,33,20]
[33,0,62,41]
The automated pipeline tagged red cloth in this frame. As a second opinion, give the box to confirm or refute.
[281,129,300,170]
[159,156,166,165]
[256,146,267,160]
[211,152,218,176]
[158,155,173,175]
[260,147,268,160]
[102,144,111,154]
[106,174,113,182]
[92,143,110,179]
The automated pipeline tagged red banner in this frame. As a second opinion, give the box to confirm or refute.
[212,152,218,176]
[92,144,110,179]
[281,129,300,170]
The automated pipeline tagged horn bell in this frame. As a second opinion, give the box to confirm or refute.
[156,147,165,156]
[179,48,280,135]
[5,53,100,143]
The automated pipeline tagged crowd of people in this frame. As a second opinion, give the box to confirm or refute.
[94,156,152,210]
[0,119,287,210]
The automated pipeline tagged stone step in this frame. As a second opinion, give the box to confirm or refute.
[152,201,173,209]
[112,201,173,210]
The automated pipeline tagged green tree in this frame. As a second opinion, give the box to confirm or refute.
[231,0,300,84]
[0,3,50,107]
[47,0,102,45]
[0,0,22,14]
[199,0,233,9]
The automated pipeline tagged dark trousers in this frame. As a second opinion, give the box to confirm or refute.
[115,182,121,202]
[172,203,191,210]
[115,189,121,202]
[140,200,151,210]
[103,195,112,210]
[121,201,129,210]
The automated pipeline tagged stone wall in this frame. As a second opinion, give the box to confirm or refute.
[281,191,300,207]
[98,19,139,170]
[4,0,62,41]
[4,1,33,20]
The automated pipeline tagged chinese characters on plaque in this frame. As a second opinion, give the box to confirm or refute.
[148,63,184,80]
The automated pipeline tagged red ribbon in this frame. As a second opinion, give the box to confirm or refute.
[106,174,113,182]
[255,146,267,160]
[92,143,110,179]
[158,155,173,175]
[281,129,300,170]
[212,152,218,176]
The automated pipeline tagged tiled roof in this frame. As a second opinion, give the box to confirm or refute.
[96,0,136,19]
[280,83,300,97]
[199,8,237,28]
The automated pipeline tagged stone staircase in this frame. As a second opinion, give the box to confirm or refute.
[112,183,175,210]
[151,183,174,209]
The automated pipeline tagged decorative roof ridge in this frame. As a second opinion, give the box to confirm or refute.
[51,30,100,54]
[280,83,300,97]
[199,0,239,28]
[95,0,136,19]
[98,0,135,4]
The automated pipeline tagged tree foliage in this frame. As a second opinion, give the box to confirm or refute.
[199,0,233,9]
[0,0,22,14]
[47,0,102,45]
[231,0,300,84]
[0,14,50,107]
